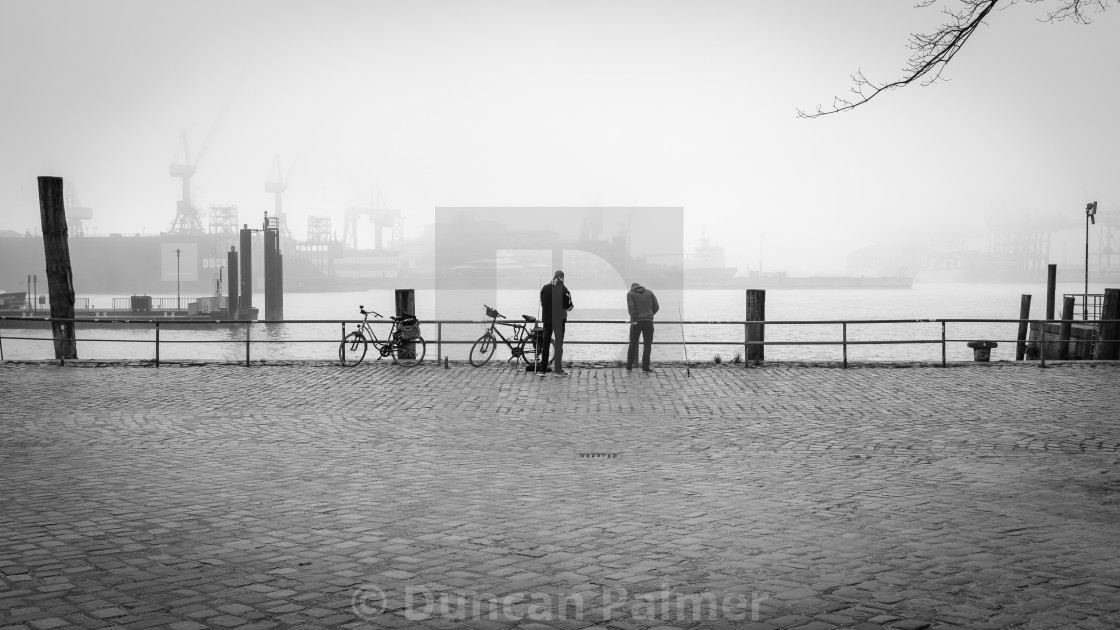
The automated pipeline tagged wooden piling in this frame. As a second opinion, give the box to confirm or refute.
[395,288,416,318]
[1058,295,1075,360]
[276,251,284,320]
[264,226,280,320]
[1093,288,1120,360]
[1046,264,1057,321]
[227,247,239,318]
[1016,294,1031,361]
[396,288,417,359]
[37,176,77,360]
[239,226,252,313]
[746,289,765,365]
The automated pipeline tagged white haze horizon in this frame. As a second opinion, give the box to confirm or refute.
[1,0,1117,276]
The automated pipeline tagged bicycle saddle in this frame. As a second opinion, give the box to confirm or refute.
[522,315,537,323]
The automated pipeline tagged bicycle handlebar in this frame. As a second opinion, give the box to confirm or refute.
[484,304,504,319]
[359,305,384,318]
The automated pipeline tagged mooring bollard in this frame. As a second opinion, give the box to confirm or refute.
[967,340,998,362]
[444,356,449,369]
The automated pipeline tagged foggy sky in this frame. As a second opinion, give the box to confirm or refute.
[1,0,1117,275]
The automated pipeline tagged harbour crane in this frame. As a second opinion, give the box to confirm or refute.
[265,154,294,240]
[169,76,241,234]
[168,132,208,234]
[63,182,93,237]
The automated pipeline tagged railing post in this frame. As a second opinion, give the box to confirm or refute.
[743,320,748,368]
[941,321,946,368]
[842,322,847,369]
[155,322,160,368]
[437,321,442,364]
[245,322,251,367]
[0,328,4,361]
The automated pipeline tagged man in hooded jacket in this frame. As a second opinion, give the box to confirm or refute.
[626,282,659,372]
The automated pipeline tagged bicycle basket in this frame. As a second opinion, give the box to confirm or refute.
[398,319,421,340]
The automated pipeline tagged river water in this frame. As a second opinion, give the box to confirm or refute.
[1,282,1108,363]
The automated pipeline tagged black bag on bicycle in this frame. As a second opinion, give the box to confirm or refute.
[398,316,421,340]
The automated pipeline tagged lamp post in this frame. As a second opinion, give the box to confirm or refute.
[1085,202,1097,321]
[176,248,182,310]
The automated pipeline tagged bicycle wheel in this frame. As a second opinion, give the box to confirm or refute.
[469,332,497,367]
[392,336,426,367]
[511,335,537,365]
[339,331,368,367]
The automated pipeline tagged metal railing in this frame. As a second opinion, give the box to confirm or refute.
[2,316,1117,367]
[109,296,221,311]
[1064,293,1104,322]
[0,297,91,311]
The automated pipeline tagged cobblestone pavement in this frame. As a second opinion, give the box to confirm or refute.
[2,361,1120,630]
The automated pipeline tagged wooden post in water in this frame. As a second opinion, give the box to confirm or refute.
[263,222,280,320]
[1093,288,1120,360]
[1058,295,1075,360]
[227,246,239,318]
[1046,264,1057,321]
[395,288,415,318]
[37,176,77,360]
[239,226,253,315]
[396,288,416,360]
[275,247,284,318]
[1015,294,1031,361]
[746,289,765,365]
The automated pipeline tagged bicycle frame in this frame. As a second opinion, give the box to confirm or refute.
[485,319,530,357]
[351,315,400,356]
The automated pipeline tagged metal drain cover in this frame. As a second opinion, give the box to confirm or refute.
[578,452,621,459]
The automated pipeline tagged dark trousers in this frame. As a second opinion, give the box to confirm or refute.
[627,320,654,369]
[540,320,565,372]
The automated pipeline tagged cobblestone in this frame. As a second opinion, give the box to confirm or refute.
[1,361,1119,629]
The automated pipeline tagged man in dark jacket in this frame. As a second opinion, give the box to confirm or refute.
[626,282,659,372]
[539,270,573,376]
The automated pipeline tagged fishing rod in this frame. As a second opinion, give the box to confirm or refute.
[678,301,691,378]
[535,273,543,376]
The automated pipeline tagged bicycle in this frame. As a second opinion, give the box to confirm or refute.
[468,305,552,368]
[339,305,427,367]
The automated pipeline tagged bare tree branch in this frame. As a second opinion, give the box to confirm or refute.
[798,0,1114,118]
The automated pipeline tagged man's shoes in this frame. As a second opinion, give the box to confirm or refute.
[553,371,570,377]
[625,365,633,371]
[642,367,655,373]
[538,371,547,378]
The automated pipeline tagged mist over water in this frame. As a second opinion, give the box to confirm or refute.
[3,283,1104,363]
